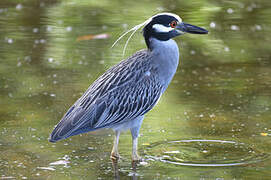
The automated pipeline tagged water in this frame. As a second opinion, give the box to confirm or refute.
[0,0,271,179]
[145,139,269,167]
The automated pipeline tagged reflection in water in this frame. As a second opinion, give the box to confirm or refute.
[112,161,120,180]
[112,160,138,180]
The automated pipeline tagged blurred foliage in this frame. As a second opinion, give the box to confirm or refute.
[0,0,271,179]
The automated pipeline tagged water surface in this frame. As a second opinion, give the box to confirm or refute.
[0,0,271,179]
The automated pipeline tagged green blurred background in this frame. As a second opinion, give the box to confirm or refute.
[0,0,271,179]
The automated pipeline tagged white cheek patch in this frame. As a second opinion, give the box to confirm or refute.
[152,24,174,33]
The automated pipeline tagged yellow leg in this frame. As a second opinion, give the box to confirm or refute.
[130,116,144,162]
[132,137,141,161]
[111,131,120,161]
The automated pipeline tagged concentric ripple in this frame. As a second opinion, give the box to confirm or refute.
[144,139,269,167]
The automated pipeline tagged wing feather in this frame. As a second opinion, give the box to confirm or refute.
[49,50,163,142]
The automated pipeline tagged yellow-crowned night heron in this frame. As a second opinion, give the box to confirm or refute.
[49,13,208,161]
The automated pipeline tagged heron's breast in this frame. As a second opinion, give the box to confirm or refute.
[151,39,179,86]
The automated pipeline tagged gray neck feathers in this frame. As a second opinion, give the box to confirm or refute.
[148,38,180,90]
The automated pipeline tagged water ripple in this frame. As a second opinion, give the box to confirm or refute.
[144,139,269,167]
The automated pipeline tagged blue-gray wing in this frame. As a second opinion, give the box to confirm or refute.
[49,50,163,142]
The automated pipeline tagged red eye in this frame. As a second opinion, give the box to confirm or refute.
[170,21,177,28]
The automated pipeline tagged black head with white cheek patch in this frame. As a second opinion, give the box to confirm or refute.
[143,13,182,49]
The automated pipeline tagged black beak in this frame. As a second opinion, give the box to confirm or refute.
[176,22,208,34]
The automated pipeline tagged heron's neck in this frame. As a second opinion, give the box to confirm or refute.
[148,37,180,87]
[148,37,179,57]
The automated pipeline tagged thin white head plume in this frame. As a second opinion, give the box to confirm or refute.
[111,13,181,56]
[111,17,152,56]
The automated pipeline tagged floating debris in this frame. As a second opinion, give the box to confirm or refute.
[47,26,52,32]
[37,166,55,171]
[77,33,110,41]
[40,39,46,44]
[48,58,54,63]
[224,47,230,52]
[227,8,234,14]
[164,150,180,154]
[260,133,268,136]
[66,26,72,32]
[33,28,39,33]
[0,177,16,179]
[231,25,240,31]
[142,143,150,146]
[210,22,216,28]
[7,38,13,44]
[16,4,23,11]
[209,114,215,118]
[49,160,70,166]
[139,161,148,166]
[50,93,56,97]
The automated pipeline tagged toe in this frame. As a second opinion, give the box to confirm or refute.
[111,152,121,161]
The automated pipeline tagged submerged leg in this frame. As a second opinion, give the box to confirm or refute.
[130,116,144,162]
[111,130,121,161]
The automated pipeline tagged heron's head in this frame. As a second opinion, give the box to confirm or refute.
[143,13,208,48]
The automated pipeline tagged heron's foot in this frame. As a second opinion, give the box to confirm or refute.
[132,153,143,162]
[111,151,121,162]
